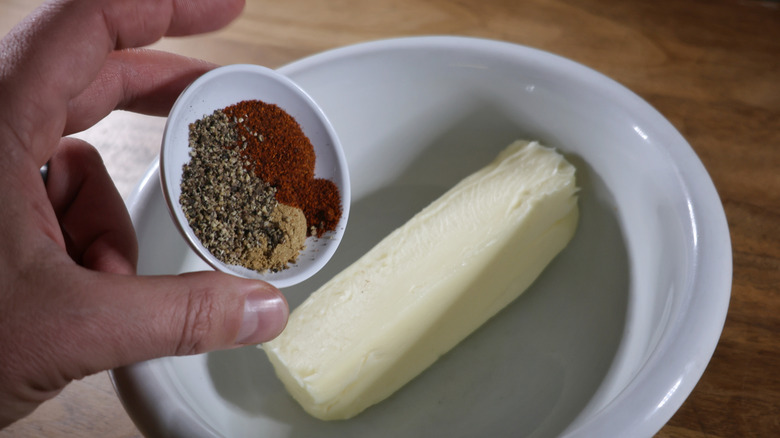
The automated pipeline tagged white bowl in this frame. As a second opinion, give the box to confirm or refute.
[113,36,731,437]
[160,64,350,288]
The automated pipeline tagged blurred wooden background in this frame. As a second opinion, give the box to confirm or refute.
[0,0,778,436]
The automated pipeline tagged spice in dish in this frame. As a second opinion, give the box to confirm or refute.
[179,100,342,273]
[224,100,342,237]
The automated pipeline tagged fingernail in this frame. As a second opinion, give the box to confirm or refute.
[236,287,288,345]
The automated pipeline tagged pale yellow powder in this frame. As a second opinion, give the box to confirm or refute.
[244,204,307,272]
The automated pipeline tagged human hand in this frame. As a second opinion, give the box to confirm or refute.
[0,0,288,427]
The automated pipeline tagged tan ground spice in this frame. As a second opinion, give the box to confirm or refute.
[244,204,307,272]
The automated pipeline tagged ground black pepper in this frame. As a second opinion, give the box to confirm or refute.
[180,109,292,271]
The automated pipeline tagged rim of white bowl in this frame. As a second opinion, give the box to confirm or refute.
[114,36,731,438]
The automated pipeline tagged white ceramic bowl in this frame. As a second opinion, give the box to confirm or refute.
[113,36,731,437]
[160,64,350,288]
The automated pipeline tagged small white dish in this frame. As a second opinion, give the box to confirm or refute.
[160,64,350,288]
[115,37,731,437]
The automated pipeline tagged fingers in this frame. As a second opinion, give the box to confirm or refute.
[53,270,288,378]
[41,139,288,373]
[1,267,287,407]
[64,49,215,135]
[0,0,245,163]
[46,138,137,274]
[162,0,248,37]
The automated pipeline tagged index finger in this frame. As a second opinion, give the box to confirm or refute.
[0,0,245,163]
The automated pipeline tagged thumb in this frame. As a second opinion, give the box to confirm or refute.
[53,269,288,377]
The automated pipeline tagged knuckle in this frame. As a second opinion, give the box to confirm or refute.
[176,290,220,356]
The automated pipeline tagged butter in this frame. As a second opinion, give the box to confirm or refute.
[263,140,579,420]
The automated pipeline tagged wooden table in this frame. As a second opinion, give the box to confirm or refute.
[1,0,777,436]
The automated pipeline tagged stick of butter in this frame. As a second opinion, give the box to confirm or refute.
[263,140,579,420]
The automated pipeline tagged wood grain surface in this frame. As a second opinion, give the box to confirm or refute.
[1,0,778,436]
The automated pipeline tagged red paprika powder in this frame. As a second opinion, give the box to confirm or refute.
[223,100,342,237]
